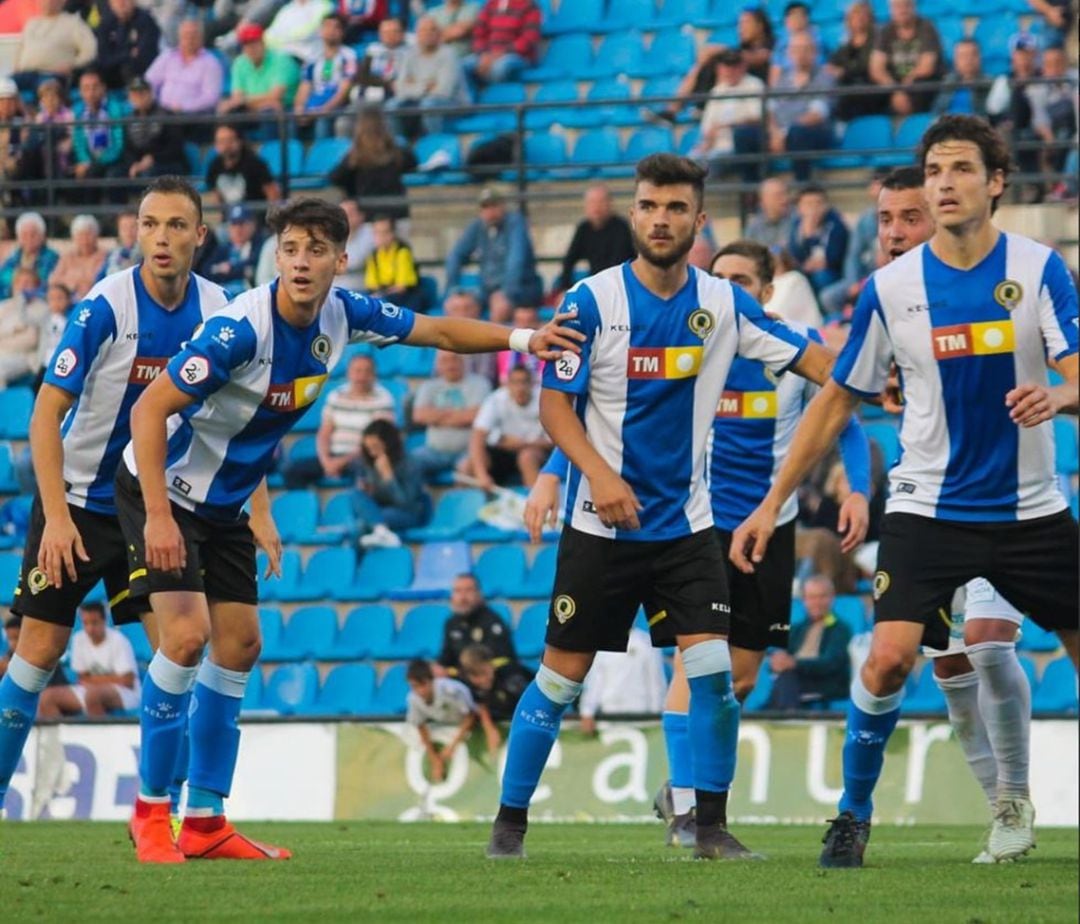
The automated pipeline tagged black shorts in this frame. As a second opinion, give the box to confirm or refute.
[11,494,147,627]
[545,527,730,652]
[715,519,796,652]
[874,511,1079,649]
[487,447,521,486]
[114,467,258,605]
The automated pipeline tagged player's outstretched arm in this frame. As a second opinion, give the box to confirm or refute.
[731,379,859,573]
[130,375,197,574]
[1006,353,1079,425]
[403,311,585,358]
[790,339,837,386]
[29,384,88,588]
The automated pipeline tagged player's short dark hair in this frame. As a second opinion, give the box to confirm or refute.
[797,183,828,200]
[268,197,349,247]
[634,154,706,208]
[406,659,433,683]
[712,239,775,286]
[79,601,106,620]
[78,66,104,85]
[322,11,347,29]
[139,175,204,224]
[459,644,493,670]
[917,114,1012,212]
[880,166,924,191]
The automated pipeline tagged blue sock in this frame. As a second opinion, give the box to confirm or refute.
[661,710,693,789]
[186,660,248,815]
[838,674,903,822]
[139,653,199,799]
[684,641,739,797]
[499,665,581,811]
[0,655,53,802]
[168,723,190,815]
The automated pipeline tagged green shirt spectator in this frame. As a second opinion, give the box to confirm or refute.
[219,23,301,114]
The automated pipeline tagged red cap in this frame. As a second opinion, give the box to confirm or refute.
[236,22,264,44]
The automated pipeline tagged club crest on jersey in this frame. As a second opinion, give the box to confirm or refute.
[993,280,1023,311]
[311,333,332,364]
[262,373,328,412]
[872,571,890,601]
[27,567,49,596]
[379,300,401,319]
[180,356,210,385]
[553,595,576,624]
[554,351,581,381]
[53,348,78,378]
[931,320,1014,360]
[688,308,714,340]
[627,346,702,379]
[716,390,778,419]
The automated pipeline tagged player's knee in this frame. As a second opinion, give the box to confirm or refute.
[164,628,210,666]
[733,675,756,702]
[963,618,1018,646]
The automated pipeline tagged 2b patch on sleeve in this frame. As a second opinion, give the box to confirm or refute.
[554,352,581,381]
[53,348,78,378]
[180,356,210,385]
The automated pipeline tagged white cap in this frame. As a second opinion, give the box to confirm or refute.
[0,77,17,99]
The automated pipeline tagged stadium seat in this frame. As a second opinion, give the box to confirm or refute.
[639,75,682,120]
[406,134,463,187]
[317,492,357,544]
[654,0,725,28]
[514,602,549,658]
[0,551,21,606]
[634,30,696,78]
[371,663,410,715]
[389,541,471,601]
[280,605,340,660]
[257,139,304,180]
[453,83,525,133]
[285,434,318,468]
[542,0,606,35]
[577,80,637,130]
[0,443,17,493]
[973,18,1017,72]
[312,663,377,715]
[403,489,485,542]
[742,661,774,712]
[1018,655,1037,691]
[503,132,569,181]
[256,548,302,603]
[383,603,450,659]
[580,32,645,80]
[338,604,397,659]
[1032,657,1078,714]
[901,664,947,714]
[678,126,701,156]
[0,387,33,439]
[1054,418,1079,474]
[336,546,414,602]
[603,0,661,32]
[474,545,528,599]
[525,80,580,130]
[891,113,934,160]
[272,491,320,545]
[624,126,675,162]
[863,421,901,467]
[569,127,631,179]
[241,666,266,713]
[1017,621,1062,653]
[521,33,593,82]
[517,545,557,599]
[294,137,351,189]
[934,18,968,61]
[258,607,288,661]
[833,595,868,634]
[302,546,359,602]
[117,623,153,666]
[263,662,320,715]
[823,115,893,169]
[397,345,435,378]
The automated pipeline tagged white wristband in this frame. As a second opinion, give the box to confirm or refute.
[509,328,533,354]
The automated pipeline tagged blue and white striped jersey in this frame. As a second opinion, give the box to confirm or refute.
[542,263,807,542]
[43,266,228,515]
[834,232,1078,521]
[121,283,415,521]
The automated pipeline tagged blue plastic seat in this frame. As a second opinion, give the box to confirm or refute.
[863,421,901,468]
[272,491,320,545]
[257,139,304,180]
[383,603,450,659]
[516,133,570,180]
[514,602,549,658]
[635,30,696,78]
[453,83,526,133]
[624,126,675,162]
[581,32,645,80]
[901,664,947,714]
[1032,657,1078,714]
[372,344,405,377]
[562,80,635,130]
[833,595,867,634]
[406,134,463,187]
[525,80,580,130]
[392,543,469,606]
[258,607,288,660]
[336,546,414,602]
[286,434,318,468]
[973,18,1018,67]
[654,0,724,28]
[317,492,357,544]
[518,545,557,599]
[823,115,894,169]
[1018,620,1062,653]
[521,34,593,81]
[280,605,339,660]
[117,623,153,665]
[284,546,358,603]
[890,112,935,160]
[256,548,302,603]
[0,552,21,606]
[371,663,410,716]
[742,661,775,712]
[241,666,265,712]
[0,443,17,493]
[678,126,701,156]
[404,490,485,542]
[1054,418,1079,474]
[603,0,660,31]
[542,0,606,35]
[397,346,435,378]
[263,662,319,715]
[294,137,350,189]
[0,387,33,439]
[338,604,397,659]
[571,128,629,177]
[475,545,528,599]
[310,663,377,715]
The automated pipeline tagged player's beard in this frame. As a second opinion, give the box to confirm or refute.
[631,227,696,270]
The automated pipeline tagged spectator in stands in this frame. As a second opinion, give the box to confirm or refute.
[364,216,424,311]
[334,198,376,289]
[745,177,792,250]
[766,576,853,710]
[205,122,282,209]
[765,247,823,328]
[578,623,667,735]
[50,214,107,300]
[819,170,885,318]
[787,185,849,294]
[0,79,32,211]
[96,209,139,280]
[869,0,945,115]
[443,288,497,382]
[405,659,476,783]
[1028,0,1073,49]
[387,15,468,139]
[1031,45,1078,175]
[429,0,481,59]
[463,365,550,491]
[0,213,59,301]
[736,5,776,83]
[826,0,884,121]
[329,107,416,223]
[444,186,543,320]
[205,204,265,294]
[71,67,126,204]
[145,18,225,116]
[37,282,74,378]
[294,13,358,140]
[554,184,635,293]
[11,0,98,95]
[93,0,161,91]
[218,23,301,119]
[933,38,989,116]
[355,16,411,102]
[351,418,430,547]
[266,0,332,63]
[693,49,766,180]
[439,574,517,673]
[412,350,492,479]
[461,0,541,95]
[31,78,75,184]
[123,76,188,181]
[37,602,141,718]
[0,268,46,387]
[987,33,1043,200]
[773,1,823,77]
[339,0,389,44]
[459,643,532,750]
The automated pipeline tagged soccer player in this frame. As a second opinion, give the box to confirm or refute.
[119,197,582,864]
[0,177,235,821]
[731,115,1079,868]
[487,154,836,860]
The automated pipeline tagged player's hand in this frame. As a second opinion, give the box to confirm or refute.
[837,492,870,553]
[881,362,904,414]
[145,512,186,575]
[524,473,561,543]
[38,513,90,588]
[1005,383,1059,428]
[527,309,586,360]
[589,468,643,531]
[729,503,779,574]
[579,715,597,737]
[250,509,283,579]
[429,754,445,782]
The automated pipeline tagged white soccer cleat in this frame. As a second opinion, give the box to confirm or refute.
[988,796,1036,861]
[972,849,1001,864]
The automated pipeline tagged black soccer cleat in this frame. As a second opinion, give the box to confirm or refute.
[486,818,527,859]
[819,811,871,868]
[653,779,674,824]
[694,822,763,860]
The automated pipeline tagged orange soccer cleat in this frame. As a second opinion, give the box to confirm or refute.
[130,797,186,864]
[178,816,292,861]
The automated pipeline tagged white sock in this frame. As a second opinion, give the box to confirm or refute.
[934,670,997,806]
[967,642,1031,800]
[672,786,695,816]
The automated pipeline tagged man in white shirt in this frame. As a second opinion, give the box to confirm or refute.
[38,602,140,718]
[694,49,765,173]
[579,625,667,735]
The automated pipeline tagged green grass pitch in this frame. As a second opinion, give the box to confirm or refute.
[1,822,1077,922]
